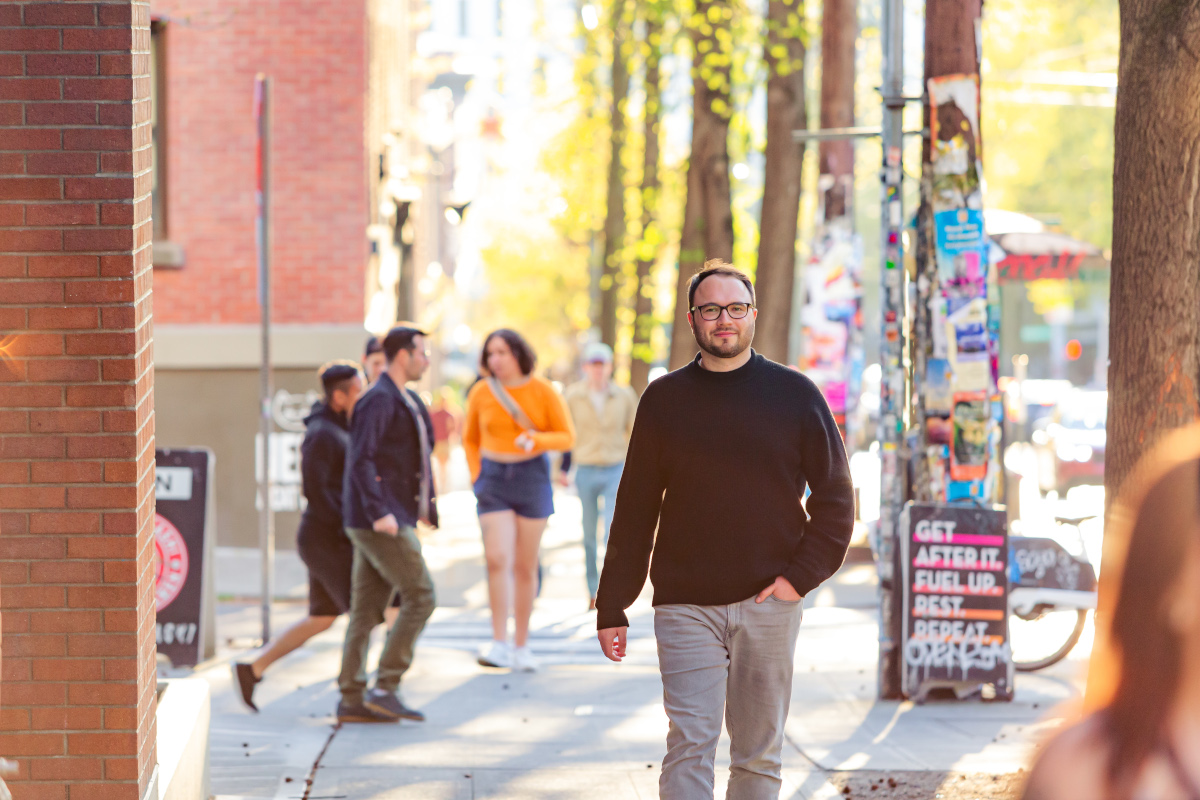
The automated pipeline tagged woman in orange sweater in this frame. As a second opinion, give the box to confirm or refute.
[463,329,575,671]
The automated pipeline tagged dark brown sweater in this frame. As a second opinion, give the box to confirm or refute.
[595,352,856,629]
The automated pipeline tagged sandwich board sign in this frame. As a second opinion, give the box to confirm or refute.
[900,502,1013,701]
[154,448,216,668]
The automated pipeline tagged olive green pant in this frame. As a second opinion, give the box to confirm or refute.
[338,526,436,705]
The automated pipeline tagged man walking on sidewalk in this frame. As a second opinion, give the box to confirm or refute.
[339,325,439,723]
[563,342,638,610]
[596,261,855,799]
[233,361,363,711]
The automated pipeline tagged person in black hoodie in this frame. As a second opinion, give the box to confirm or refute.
[232,361,363,712]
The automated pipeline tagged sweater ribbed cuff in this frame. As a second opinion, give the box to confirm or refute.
[595,607,629,630]
[783,564,821,600]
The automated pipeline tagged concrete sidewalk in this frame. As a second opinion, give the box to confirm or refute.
[195,491,1088,799]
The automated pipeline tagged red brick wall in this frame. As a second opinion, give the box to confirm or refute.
[151,0,368,326]
[0,2,158,797]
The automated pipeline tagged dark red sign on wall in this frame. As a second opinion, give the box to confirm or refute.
[154,448,214,668]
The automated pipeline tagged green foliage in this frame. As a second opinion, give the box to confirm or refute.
[492,0,690,375]
[544,111,609,248]
[476,223,593,374]
[982,0,1117,248]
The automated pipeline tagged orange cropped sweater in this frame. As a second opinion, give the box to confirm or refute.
[463,376,576,481]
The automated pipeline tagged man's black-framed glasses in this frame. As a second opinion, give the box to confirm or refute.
[690,302,754,321]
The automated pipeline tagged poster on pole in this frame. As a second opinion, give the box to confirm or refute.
[900,502,1012,700]
[950,391,990,480]
[155,448,217,668]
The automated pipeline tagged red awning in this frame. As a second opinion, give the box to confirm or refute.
[985,211,1107,282]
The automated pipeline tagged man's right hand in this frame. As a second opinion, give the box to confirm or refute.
[597,626,627,662]
[373,513,400,536]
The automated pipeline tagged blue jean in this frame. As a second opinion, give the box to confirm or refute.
[575,462,624,597]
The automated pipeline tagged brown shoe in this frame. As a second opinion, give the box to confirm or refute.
[233,662,260,712]
[336,699,396,723]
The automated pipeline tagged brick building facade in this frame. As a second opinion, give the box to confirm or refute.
[150,0,369,326]
[0,1,159,795]
[1,0,427,793]
[149,0,426,551]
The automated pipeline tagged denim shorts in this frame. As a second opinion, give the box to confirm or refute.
[474,455,555,519]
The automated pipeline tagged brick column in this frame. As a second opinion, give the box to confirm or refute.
[0,2,157,798]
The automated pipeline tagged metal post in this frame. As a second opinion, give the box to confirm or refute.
[876,0,906,699]
[254,74,275,644]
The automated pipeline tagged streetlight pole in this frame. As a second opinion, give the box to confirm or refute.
[254,74,275,644]
[876,0,906,700]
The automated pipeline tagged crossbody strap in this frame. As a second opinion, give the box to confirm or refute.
[486,377,540,432]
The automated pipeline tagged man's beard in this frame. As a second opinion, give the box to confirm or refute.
[694,321,754,359]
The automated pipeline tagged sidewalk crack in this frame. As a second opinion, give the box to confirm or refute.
[299,723,342,800]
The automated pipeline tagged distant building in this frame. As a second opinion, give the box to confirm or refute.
[150,0,428,548]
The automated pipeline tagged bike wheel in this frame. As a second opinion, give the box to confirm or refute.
[1009,608,1088,672]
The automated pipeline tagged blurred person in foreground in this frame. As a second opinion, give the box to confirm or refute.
[337,325,438,723]
[233,361,363,711]
[596,260,854,799]
[363,336,387,385]
[463,329,575,671]
[1023,424,1200,800]
[562,341,638,610]
[429,387,461,492]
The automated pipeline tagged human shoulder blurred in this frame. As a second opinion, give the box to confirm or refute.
[1021,715,1111,800]
[1023,425,1200,800]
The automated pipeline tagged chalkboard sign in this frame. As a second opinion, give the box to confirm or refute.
[900,502,1012,700]
[1009,535,1097,593]
[155,448,216,668]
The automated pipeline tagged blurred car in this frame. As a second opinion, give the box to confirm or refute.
[1033,389,1106,494]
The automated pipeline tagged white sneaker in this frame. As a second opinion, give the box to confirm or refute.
[477,640,511,668]
[512,646,540,672]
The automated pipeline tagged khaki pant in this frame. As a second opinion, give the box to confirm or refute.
[338,526,436,705]
[654,596,803,800]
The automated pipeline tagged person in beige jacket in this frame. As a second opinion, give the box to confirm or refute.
[562,342,639,609]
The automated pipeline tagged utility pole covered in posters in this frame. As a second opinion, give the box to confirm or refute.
[880,0,1010,699]
[915,0,991,510]
[799,0,863,441]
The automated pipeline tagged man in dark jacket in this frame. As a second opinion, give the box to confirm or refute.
[338,325,438,723]
[233,361,363,712]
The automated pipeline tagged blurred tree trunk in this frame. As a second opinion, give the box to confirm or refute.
[631,13,663,394]
[600,0,631,348]
[754,0,807,365]
[1106,0,1200,507]
[669,0,735,370]
[819,0,855,221]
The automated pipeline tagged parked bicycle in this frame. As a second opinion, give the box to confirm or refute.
[1007,514,1098,671]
